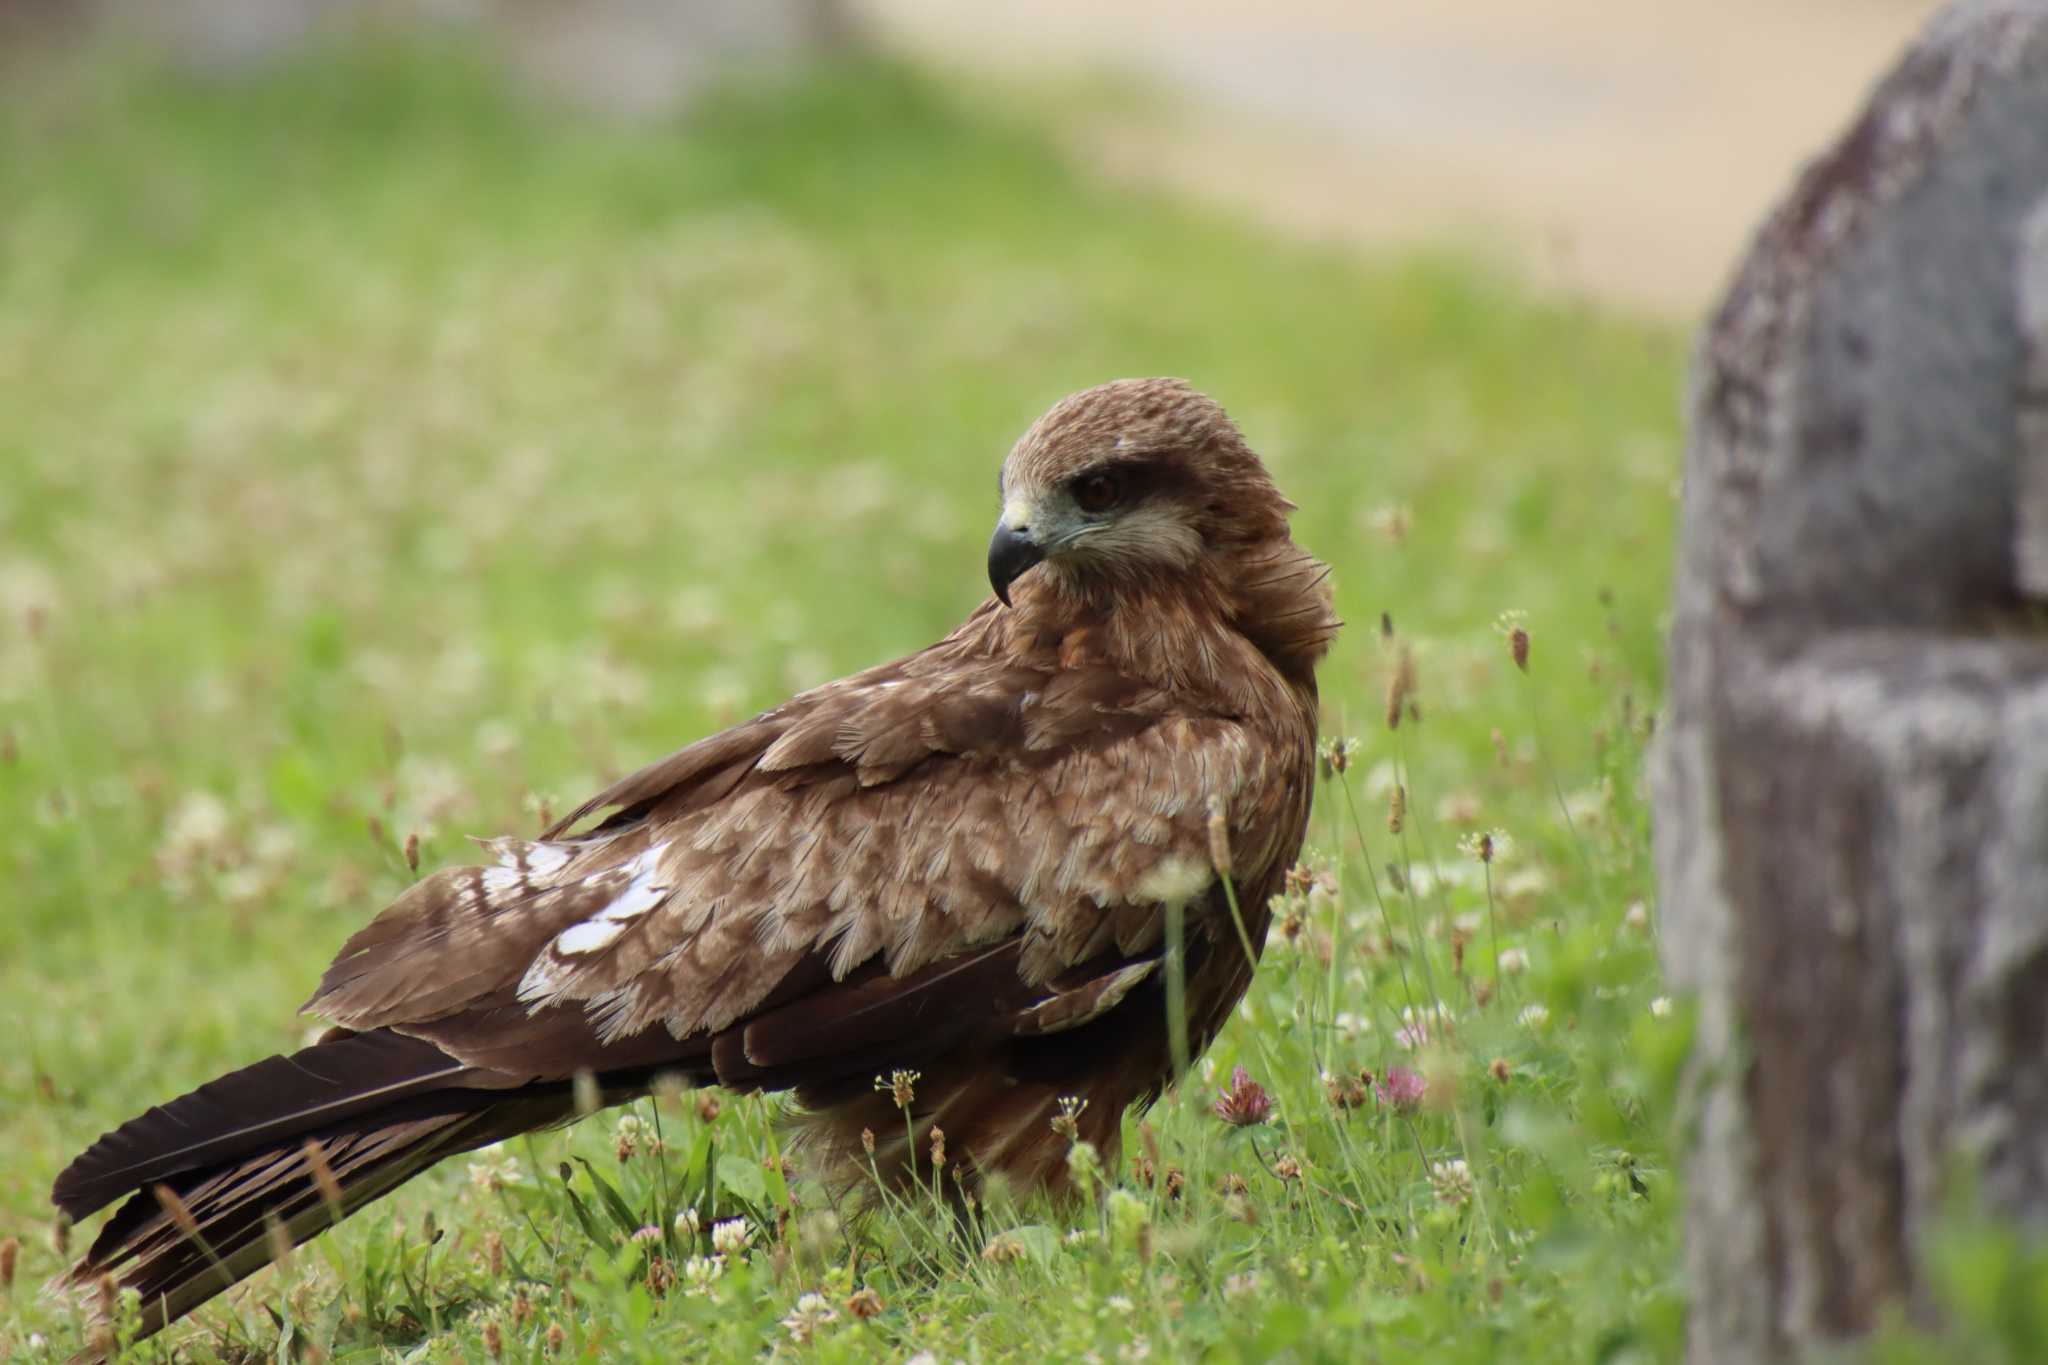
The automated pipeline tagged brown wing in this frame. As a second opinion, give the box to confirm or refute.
[303,617,1296,1096]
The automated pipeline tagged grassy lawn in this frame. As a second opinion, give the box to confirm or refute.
[0,44,1688,1362]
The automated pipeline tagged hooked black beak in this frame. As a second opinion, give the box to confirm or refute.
[987,522,1044,607]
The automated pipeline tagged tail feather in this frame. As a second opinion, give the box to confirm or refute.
[53,1030,510,1222]
[73,1097,568,1340]
[51,1029,577,1351]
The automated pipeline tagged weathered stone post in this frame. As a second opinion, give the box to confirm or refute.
[1653,1,2048,1358]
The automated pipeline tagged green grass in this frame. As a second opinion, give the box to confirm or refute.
[1,43,1690,1361]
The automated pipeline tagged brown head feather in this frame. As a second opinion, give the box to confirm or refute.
[1005,377,1291,540]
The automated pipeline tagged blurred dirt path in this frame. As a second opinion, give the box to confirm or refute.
[851,0,1943,320]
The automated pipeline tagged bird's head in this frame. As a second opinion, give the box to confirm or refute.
[988,378,1294,606]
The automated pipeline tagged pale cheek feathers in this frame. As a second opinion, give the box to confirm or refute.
[1075,505,1203,570]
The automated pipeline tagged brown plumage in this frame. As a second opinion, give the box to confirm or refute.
[50,377,1338,1346]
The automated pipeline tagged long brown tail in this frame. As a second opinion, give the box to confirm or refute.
[51,1030,575,1347]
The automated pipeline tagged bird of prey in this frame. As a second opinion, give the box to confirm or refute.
[52,377,1338,1343]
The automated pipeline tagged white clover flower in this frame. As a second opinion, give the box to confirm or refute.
[781,1291,839,1344]
[681,1255,724,1292]
[1497,947,1530,975]
[466,1154,523,1192]
[1430,1158,1473,1207]
[1650,996,1674,1018]
[1458,830,1513,864]
[1518,1003,1551,1030]
[711,1217,753,1257]
[675,1206,701,1238]
[1066,1139,1102,1187]
[1397,1001,1453,1049]
[612,1113,646,1159]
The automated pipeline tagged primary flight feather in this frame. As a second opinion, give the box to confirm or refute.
[51,377,1339,1345]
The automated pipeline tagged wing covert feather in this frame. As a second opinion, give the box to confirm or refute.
[309,643,1291,1056]
[516,696,1274,1041]
[306,613,1307,1106]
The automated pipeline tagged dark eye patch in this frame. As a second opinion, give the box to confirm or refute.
[1065,453,1193,512]
[1073,471,1121,513]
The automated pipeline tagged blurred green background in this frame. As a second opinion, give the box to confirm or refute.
[0,10,1720,1360]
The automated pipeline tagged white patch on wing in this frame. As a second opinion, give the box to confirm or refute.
[479,838,573,879]
[555,918,628,955]
[481,866,525,894]
[596,867,668,923]
[517,955,566,1003]
[522,843,571,876]
[1135,854,1212,907]
[519,843,677,1008]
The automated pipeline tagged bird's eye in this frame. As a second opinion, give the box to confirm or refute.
[1073,472,1122,514]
